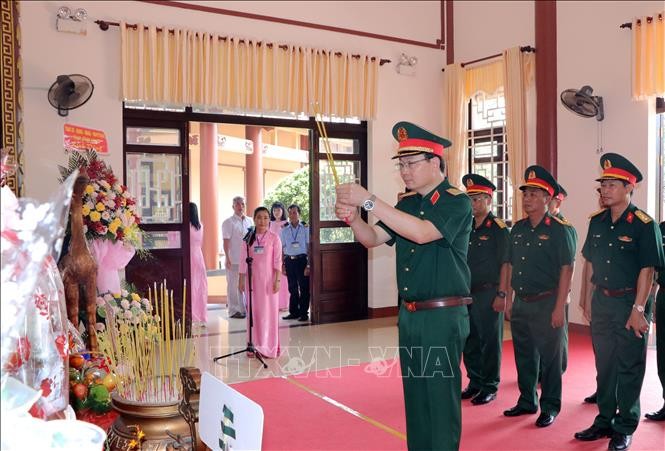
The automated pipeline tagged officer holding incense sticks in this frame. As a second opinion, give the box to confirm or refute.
[335,121,472,450]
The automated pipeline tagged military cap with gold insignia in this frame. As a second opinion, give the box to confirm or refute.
[519,165,557,196]
[391,121,452,159]
[554,183,568,201]
[462,173,496,196]
[595,152,643,184]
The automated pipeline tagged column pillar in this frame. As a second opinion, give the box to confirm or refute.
[245,126,264,212]
[535,0,558,176]
[199,122,219,269]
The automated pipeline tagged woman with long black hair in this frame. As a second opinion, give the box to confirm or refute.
[189,202,208,327]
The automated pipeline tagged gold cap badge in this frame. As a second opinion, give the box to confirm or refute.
[603,159,612,169]
[466,179,474,187]
[528,170,536,180]
[397,127,408,142]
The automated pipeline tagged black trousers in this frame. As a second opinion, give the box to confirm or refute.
[285,256,310,317]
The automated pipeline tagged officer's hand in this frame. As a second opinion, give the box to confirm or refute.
[582,304,592,323]
[551,304,565,328]
[626,310,649,338]
[505,301,513,321]
[492,297,505,313]
[336,183,370,207]
[335,201,359,223]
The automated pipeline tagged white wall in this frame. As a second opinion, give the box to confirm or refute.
[455,0,663,325]
[19,0,446,310]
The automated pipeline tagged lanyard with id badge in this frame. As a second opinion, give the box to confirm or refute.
[290,225,302,252]
[254,232,266,255]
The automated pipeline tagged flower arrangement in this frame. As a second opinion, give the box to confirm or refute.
[58,150,142,249]
[95,289,154,333]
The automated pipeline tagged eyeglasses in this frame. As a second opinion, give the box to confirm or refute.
[395,157,430,172]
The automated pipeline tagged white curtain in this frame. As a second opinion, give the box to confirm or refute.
[442,63,467,187]
[121,22,379,119]
[631,11,665,99]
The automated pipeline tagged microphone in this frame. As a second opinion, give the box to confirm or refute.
[243,226,256,243]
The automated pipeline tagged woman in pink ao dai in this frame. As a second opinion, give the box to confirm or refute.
[239,207,283,358]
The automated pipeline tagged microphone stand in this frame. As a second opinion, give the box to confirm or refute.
[213,237,268,369]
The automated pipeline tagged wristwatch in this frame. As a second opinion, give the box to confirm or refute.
[496,291,507,299]
[362,194,377,211]
[632,304,645,313]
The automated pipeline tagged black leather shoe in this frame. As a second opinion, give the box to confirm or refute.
[584,392,598,404]
[535,412,556,427]
[297,315,309,322]
[645,405,665,421]
[461,386,481,400]
[574,425,613,441]
[471,392,496,405]
[503,405,538,417]
[282,314,299,320]
[608,432,632,451]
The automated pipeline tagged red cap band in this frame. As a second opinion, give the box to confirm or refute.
[600,167,637,184]
[398,138,444,157]
[523,178,555,196]
[466,185,494,195]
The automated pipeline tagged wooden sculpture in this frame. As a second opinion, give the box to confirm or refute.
[59,174,99,351]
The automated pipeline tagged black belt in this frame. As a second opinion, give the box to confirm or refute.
[597,286,635,297]
[471,282,497,293]
[285,254,307,260]
[402,297,472,312]
[520,289,556,302]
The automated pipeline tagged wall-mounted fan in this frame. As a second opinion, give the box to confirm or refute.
[47,74,94,117]
[560,85,604,121]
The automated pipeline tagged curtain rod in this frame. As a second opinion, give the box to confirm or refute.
[620,13,662,29]
[94,20,391,65]
[441,46,535,72]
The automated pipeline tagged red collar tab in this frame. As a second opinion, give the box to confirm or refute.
[430,190,440,205]
[485,219,492,228]
[544,216,551,226]
[626,212,634,223]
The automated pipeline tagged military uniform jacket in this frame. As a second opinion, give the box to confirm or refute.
[510,213,576,296]
[582,205,664,289]
[468,212,510,288]
[377,178,472,301]
[556,212,578,251]
[659,221,665,287]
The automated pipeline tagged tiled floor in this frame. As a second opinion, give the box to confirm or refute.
[192,305,513,384]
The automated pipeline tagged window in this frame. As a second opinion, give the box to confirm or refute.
[467,91,512,223]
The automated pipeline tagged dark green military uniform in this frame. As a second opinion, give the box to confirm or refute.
[509,167,576,417]
[377,122,472,451]
[581,153,664,435]
[461,174,510,397]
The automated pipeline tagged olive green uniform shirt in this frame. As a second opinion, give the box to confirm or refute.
[468,212,510,288]
[510,213,576,295]
[378,178,472,299]
[581,205,663,289]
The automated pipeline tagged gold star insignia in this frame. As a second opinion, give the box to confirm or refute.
[466,179,474,187]
[528,170,536,179]
[397,127,408,142]
[603,159,612,169]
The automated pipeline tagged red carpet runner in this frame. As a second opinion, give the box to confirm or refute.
[233,331,664,450]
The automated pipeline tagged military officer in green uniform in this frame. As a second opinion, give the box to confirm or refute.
[460,173,510,406]
[574,153,664,451]
[645,220,665,421]
[335,122,472,450]
[503,165,576,428]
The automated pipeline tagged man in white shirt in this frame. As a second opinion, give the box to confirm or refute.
[221,196,254,319]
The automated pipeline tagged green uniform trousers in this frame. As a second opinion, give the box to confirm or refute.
[399,304,469,451]
[462,287,504,393]
[658,290,665,400]
[591,290,652,434]
[510,295,564,415]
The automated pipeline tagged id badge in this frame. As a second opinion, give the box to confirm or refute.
[254,245,265,254]
[291,242,300,249]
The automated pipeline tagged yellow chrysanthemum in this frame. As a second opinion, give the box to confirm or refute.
[131,293,141,302]
[108,220,120,234]
[95,202,105,212]
[89,211,101,222]
[81,205,91,216]
[113,293,121,298]
[85,184,95,194]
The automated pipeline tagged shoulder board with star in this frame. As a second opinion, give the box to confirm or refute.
[634,210,652,224]
[588,208,607,219]
[446,187,465,196]
[551,215,572,226]
[493,217,507,229]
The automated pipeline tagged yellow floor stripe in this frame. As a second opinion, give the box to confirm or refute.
[282,376,407,441]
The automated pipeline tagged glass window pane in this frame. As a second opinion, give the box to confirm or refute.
[126,127,181,146]
[320,227,355,244]
[126,153,183,224]
[319,160,360,221]
[140,231,181,250]
[319,137,359,155]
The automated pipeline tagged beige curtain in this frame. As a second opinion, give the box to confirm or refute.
[631,12,665,99]
[442,63,467,187]
[120,22,379,119]
[464,60,504,98]
[502,47,533,222]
